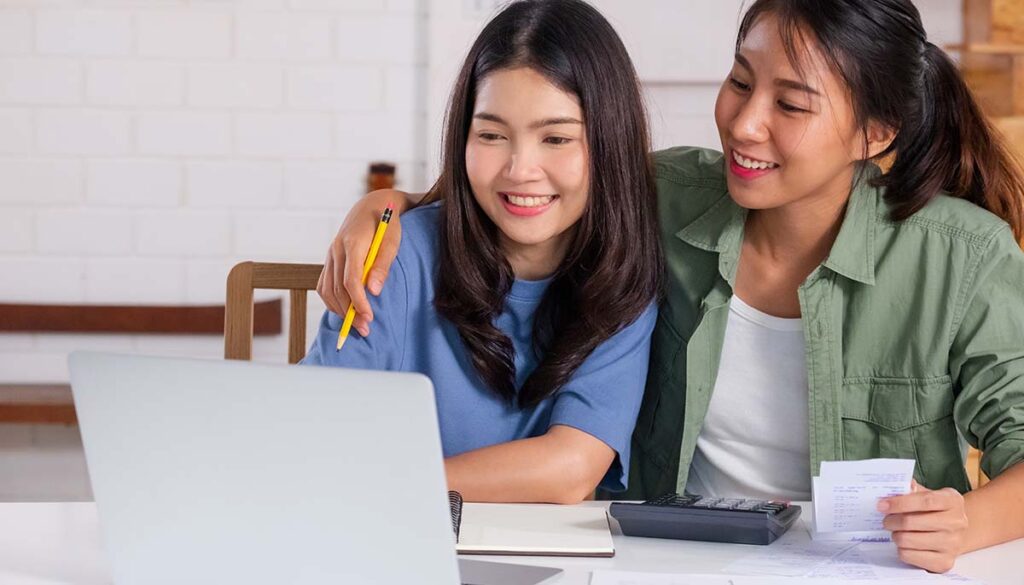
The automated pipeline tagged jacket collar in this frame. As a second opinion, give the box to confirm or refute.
[675,165,880,286]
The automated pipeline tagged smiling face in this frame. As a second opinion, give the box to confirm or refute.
[715,14,874,212]
[465,66,589,277]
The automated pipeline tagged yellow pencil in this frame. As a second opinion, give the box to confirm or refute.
[336,202,394,351]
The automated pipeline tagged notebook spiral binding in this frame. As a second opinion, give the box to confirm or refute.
[449,490,464,540]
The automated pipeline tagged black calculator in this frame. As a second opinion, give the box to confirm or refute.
[609,493,802,545]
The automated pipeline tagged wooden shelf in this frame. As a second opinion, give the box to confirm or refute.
[0,384,75,425]
[949,43,1024,55]
[996,116,1024,152]
[959,1,1024,118]
[0,299,282,335]
[0,299,285,424]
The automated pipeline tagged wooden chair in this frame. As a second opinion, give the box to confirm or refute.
[224,261,324,364]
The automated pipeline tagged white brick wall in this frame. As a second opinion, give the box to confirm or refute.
[87,159,182,207]
[0,59,81,105]
[235,112,333,157]
[0,108,33,153]
[36,209,134,255]
[286,65,382,110]
[137,11,232,59]
[0,258,87,304]
[235,13,332,61]
[0,209,33,252]
[86,62,185,106]
[187,161,283,208]
[0,11,32,56]
[233,211,336,260]
[36,109,133,156]
[187,64,284,109]
[135,210,232,257]
[138,111,232,156]
[0,159,82,204]
[0,1,429,387]
[84,258,187,304]
[35,10,134,57]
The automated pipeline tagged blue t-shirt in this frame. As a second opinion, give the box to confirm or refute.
[301,203,656,491]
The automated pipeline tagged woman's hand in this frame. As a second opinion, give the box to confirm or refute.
[317,189,410,336]
[879,480,968,573]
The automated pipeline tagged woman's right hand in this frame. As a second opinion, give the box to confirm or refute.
[317,189,410,336]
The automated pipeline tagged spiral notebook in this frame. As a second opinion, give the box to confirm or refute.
[447,492,615,557]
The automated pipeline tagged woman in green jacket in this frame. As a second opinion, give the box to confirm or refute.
[314,0,1024,573]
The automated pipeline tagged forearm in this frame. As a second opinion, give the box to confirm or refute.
[444,427,612,504]
[962,460,1024,553]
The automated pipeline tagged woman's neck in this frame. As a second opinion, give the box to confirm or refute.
[500,231,573,281]
[744,179,852,269]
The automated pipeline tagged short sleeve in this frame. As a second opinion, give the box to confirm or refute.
[548,303,658,492]
[299,257,410,372]
[950,226,1024,479]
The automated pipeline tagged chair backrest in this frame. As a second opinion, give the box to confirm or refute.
[224,261,323,364]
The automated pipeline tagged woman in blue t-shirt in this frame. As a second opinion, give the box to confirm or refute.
[302,0,662,504]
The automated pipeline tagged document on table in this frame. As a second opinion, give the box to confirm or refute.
[720,540,980,583]
[589,570,982,585]
[811,458,915,541]
[590,573,845,585]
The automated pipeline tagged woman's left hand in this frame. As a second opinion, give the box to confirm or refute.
[879,480,969,573]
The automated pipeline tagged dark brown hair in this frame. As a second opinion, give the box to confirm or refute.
[738,0,1024,240]
[425,0,663,408]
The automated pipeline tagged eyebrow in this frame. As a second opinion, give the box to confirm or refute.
[473,112,583,129]
[734,53,821,96]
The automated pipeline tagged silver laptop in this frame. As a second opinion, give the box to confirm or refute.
[69,352,562,585]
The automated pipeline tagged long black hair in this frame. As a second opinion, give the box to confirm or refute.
[738,0,1024,240]
[425,0,663,408]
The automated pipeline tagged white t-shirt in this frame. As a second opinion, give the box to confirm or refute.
[685,295,812,501]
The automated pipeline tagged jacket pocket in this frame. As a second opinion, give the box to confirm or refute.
[840,376,969,492]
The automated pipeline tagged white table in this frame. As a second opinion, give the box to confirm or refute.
[1,501,1020,585]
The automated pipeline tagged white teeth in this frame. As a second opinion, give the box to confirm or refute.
[506,194,554,208]
[733,150,778,170]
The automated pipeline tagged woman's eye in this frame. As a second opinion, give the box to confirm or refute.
[478,132,505,142]
[729,77,751,92]
[544,136,573,145]
[777,101,807,113]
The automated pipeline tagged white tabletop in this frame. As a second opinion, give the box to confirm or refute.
[1,501,1020,585]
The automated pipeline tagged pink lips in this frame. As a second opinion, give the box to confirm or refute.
[728,150,778,181]
[499,193,557,217]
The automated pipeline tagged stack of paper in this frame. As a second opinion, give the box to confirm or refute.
[810,459,915,541]
[456,503,615,557]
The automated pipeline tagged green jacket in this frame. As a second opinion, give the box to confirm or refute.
[623,147,1024,498]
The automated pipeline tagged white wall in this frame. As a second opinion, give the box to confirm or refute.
[0,0,428,384]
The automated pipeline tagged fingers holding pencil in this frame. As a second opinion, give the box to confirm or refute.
[336,202,394,351]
